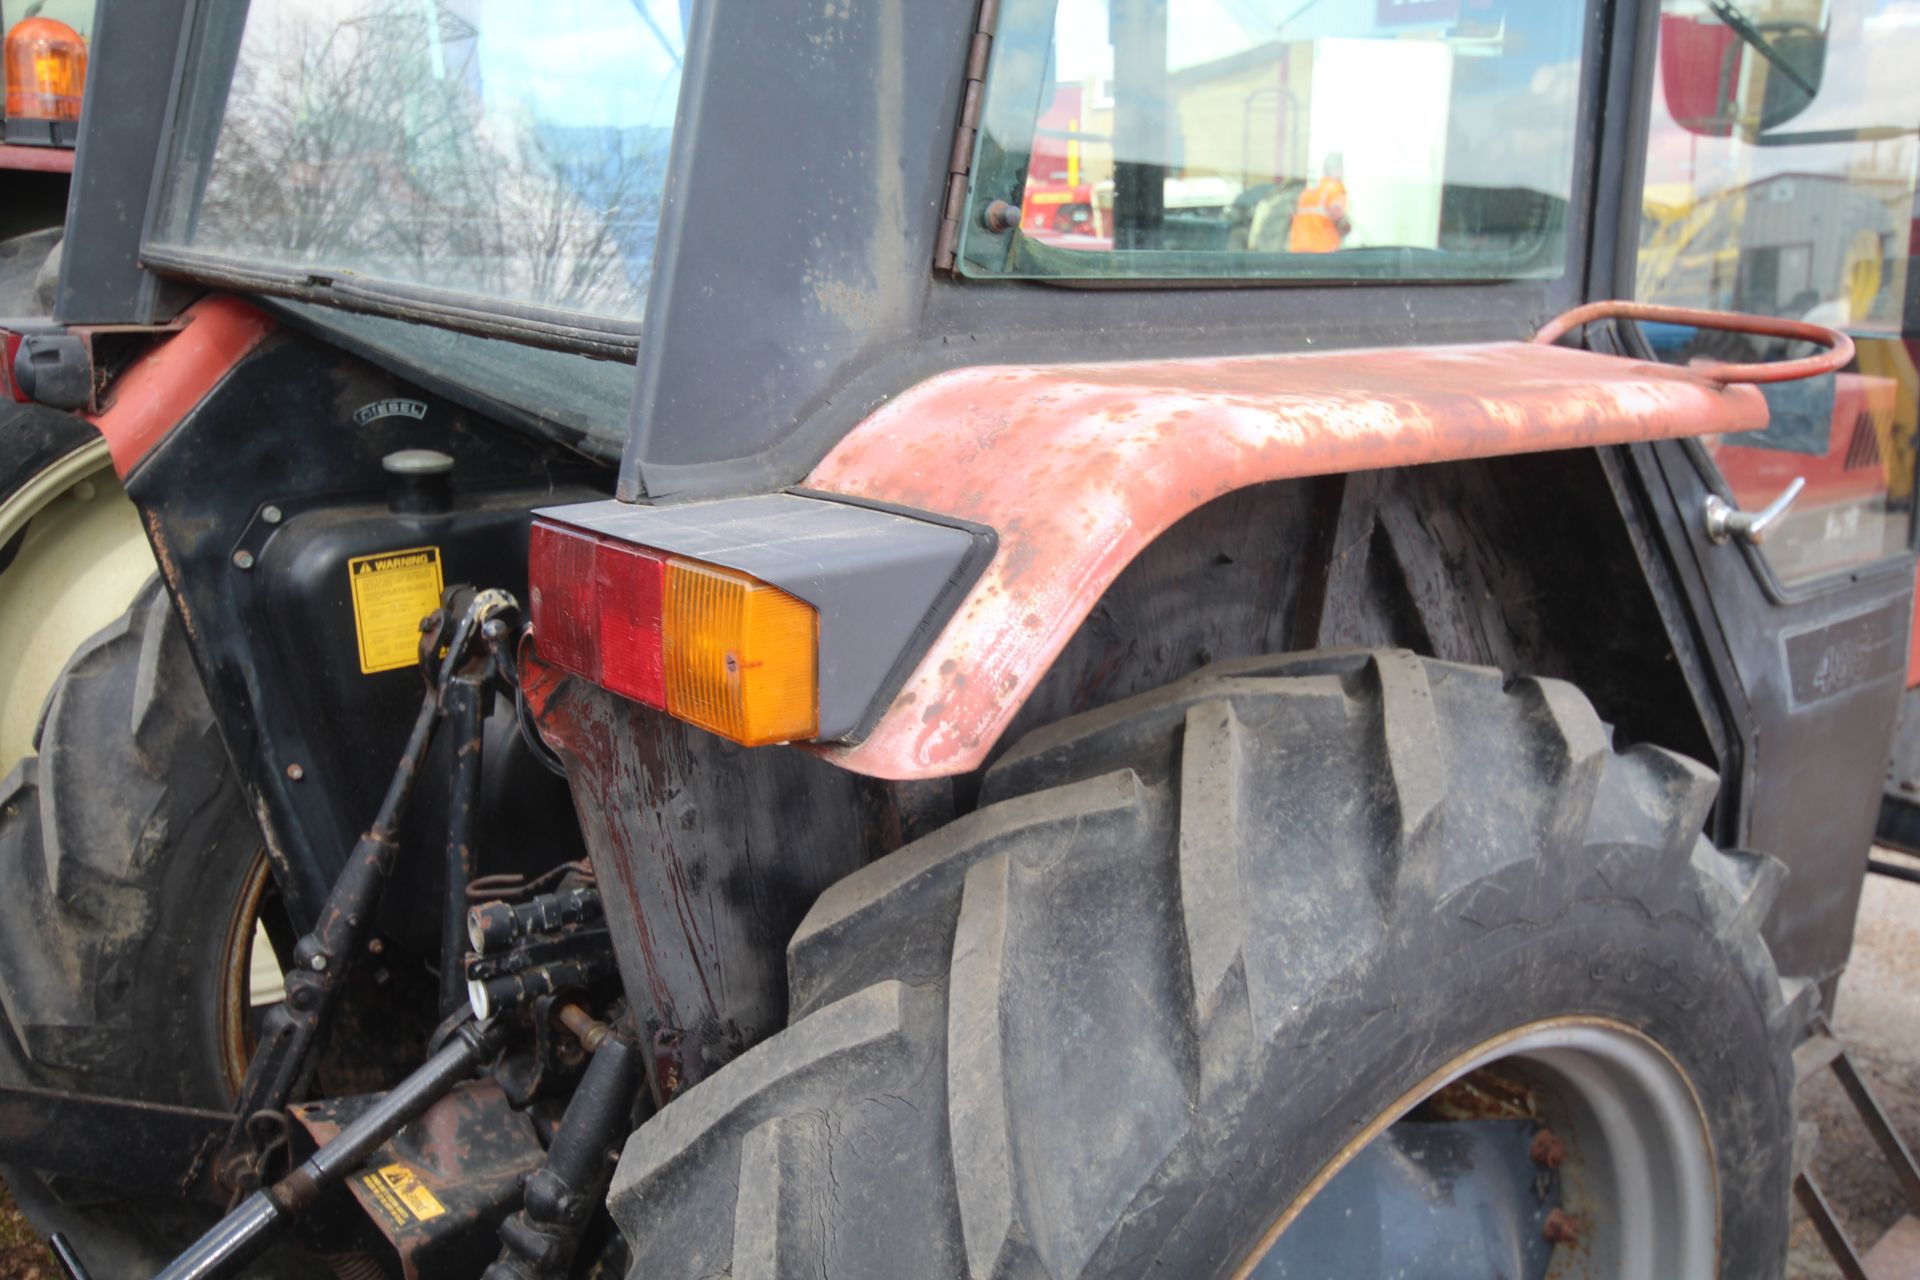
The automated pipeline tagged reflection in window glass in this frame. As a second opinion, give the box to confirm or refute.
[1638,0,1920,586]
[150,0,687,320]
[961,0,1588,281]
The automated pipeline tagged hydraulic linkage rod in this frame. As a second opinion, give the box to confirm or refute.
[155,1017,507,1280]
[485,1006,646,1279]
[211,587,519,1196]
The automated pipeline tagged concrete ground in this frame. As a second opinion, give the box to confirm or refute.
[1789,849,1920,1279]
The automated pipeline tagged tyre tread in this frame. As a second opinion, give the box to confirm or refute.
[615,650,1795,1280]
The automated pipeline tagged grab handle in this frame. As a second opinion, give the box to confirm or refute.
[1534,301,1853,385]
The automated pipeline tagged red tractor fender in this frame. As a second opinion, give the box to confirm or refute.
[804,339,1771,780]
[86,295,274,477]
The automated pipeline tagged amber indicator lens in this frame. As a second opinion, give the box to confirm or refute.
[663,557,817,747]
[4,17,87,122]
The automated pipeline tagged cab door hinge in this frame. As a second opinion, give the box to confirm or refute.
[934,0,1000,274]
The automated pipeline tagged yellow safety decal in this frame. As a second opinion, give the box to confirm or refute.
[358,1161,448,1225]
[347,546,444,674]
[358,1170,408,1228]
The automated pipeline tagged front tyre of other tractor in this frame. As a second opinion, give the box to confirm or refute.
[0,578,297,1277]
[612,651,1802,1279]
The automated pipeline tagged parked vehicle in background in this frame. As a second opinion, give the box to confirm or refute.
[1,1,1917,1277]
[0,0,86,312]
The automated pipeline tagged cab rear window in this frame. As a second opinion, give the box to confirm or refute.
[958,0,1590,284]
[147,0,687,323]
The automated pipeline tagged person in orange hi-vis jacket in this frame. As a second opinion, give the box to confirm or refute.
[1288,152,1351,253]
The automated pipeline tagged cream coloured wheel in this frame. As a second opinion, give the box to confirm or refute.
[0,438,157,780]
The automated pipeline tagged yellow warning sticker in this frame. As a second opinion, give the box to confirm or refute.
[358,1168,410,1228]
[347,546,444,674]
[357,1162,448,1225]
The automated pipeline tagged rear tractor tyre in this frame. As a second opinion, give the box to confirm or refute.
[0,577,285,1277]
[611,650,1803,1278]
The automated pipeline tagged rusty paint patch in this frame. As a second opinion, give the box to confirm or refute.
[803,341,1768,779]
[1423,1064,1538,1122]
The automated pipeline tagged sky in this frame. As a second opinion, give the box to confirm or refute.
[476,0,684,131]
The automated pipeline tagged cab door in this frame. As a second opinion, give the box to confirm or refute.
[1628,0,1920,990]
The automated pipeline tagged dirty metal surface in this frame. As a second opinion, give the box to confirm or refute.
[0,1081,228,1197]
[525,654,891,1089]
[83,295,274,476]
[291,1080,543,1279]
[1248,1119,1562,1279]
[805,341,1769,778]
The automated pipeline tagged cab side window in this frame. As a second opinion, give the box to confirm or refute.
[961,0,1590,284]
[1637,0,1920,586]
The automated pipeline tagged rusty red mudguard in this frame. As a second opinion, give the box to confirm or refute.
[805,339,1770,779]
[85,295,275,477]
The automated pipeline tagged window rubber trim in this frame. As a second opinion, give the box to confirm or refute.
[138,244,646,362]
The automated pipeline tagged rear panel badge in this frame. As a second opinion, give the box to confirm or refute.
[352,398,429,427]
[1781,599,1908,710]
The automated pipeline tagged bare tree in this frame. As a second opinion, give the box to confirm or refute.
[190,0,668,317]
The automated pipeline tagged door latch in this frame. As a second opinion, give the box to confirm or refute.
[1704,476,1805,545]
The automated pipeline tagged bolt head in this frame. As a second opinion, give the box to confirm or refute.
[309,954,328,971]
[232,549,255,570]
[285,762,305,782]
[262,505,283,524]
[1529,1129,1567,1169]
[981,199,1022,232]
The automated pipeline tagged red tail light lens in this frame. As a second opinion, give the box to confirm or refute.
[527,521,598,675]
[529,522,667,707]
[1,331,26,403]
[529,519,818,746]
[593,540,666,706]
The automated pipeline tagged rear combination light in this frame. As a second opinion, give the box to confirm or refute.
[530,522,819,747]
[4,17,87,146]
[528,494,988,750]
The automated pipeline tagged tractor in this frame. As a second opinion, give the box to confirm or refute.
[1,0,1918,1276]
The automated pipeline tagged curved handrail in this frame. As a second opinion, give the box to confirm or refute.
[1533,300,1854,385]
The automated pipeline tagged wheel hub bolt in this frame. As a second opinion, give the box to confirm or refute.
[1529,1129,1567,1169]
[1542,1208,1579,1245]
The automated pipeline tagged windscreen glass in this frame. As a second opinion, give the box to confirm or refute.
[148,0,688,320]
[958,0,1590,282]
